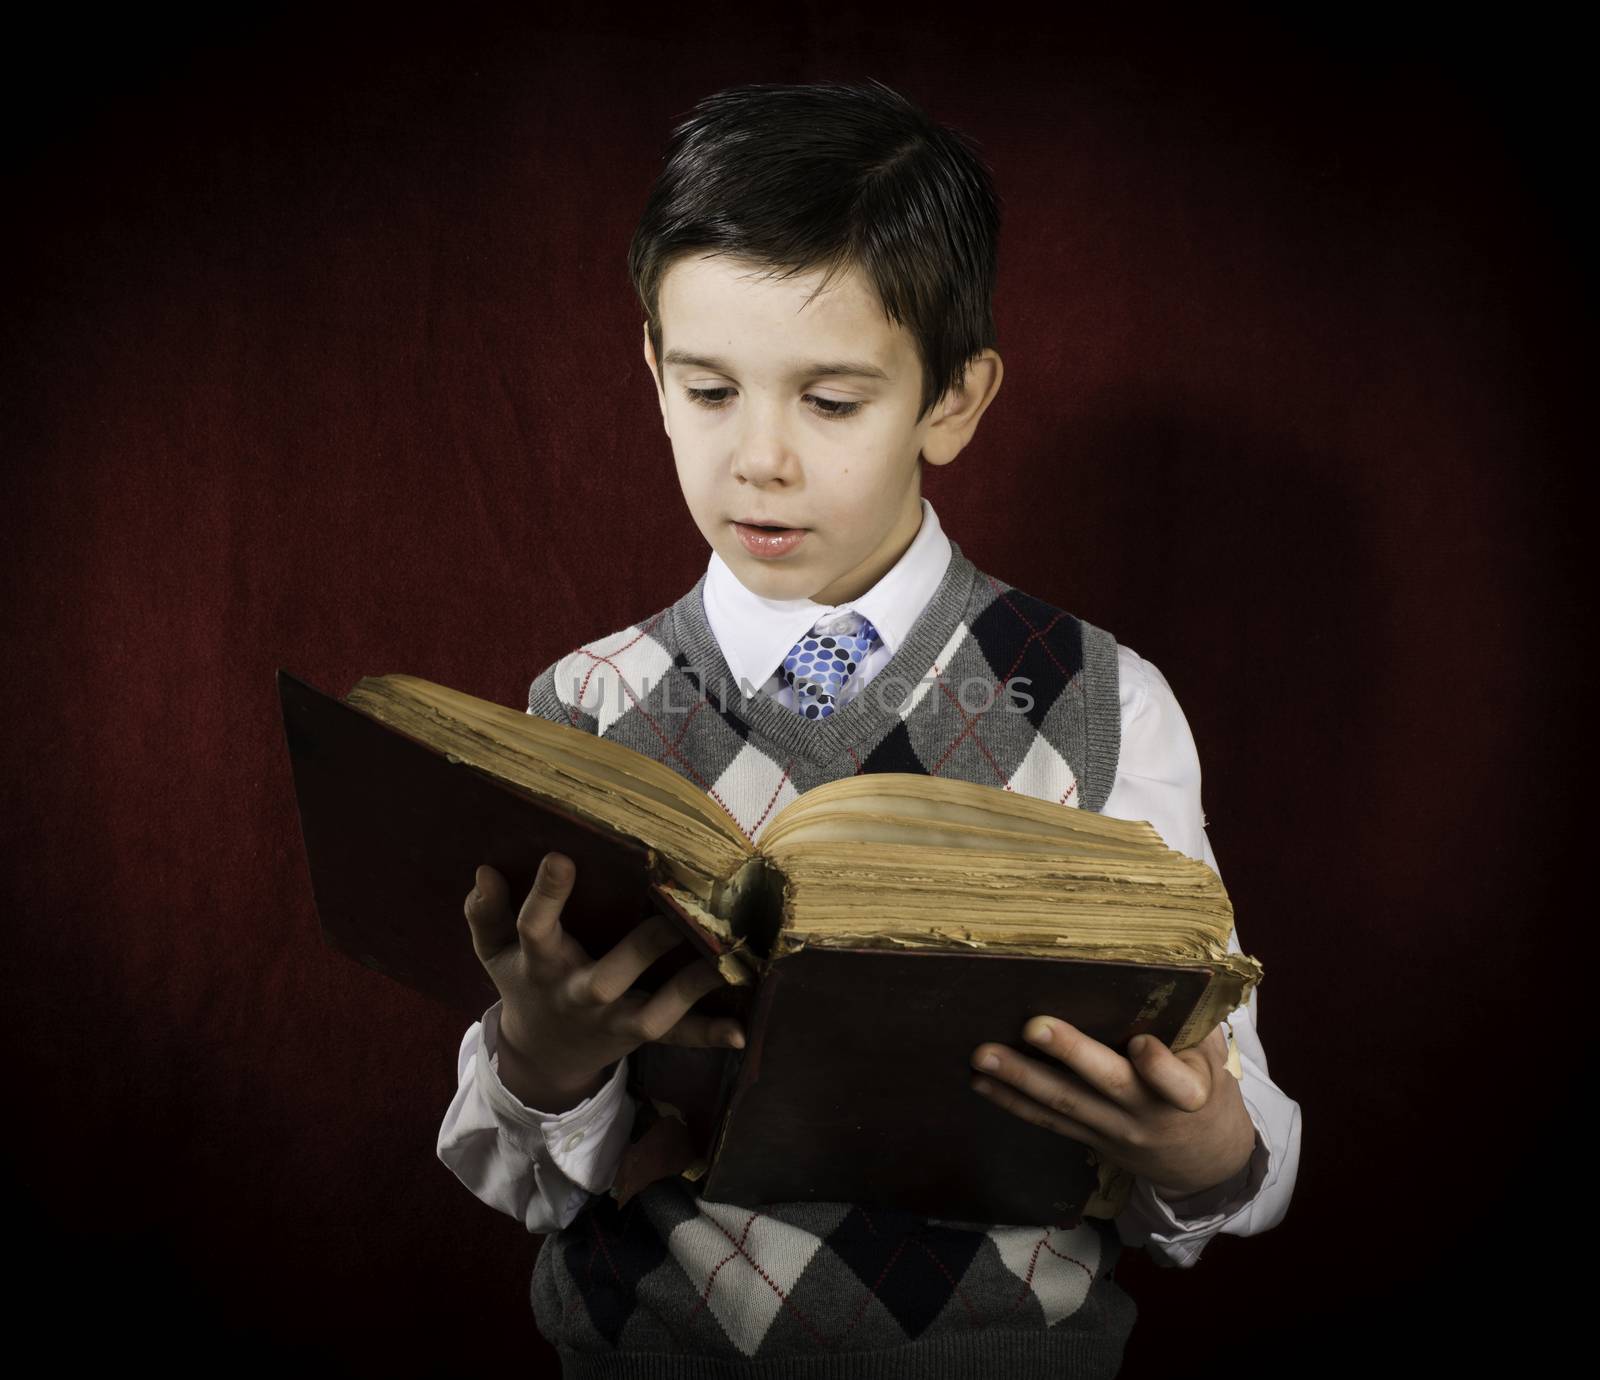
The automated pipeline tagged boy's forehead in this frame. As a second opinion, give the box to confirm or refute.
[658,254,908,371]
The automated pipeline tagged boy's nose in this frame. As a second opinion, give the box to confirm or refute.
[733,452,791,486]
[730,421,798,486]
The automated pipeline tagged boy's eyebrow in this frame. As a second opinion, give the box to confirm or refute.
[662,349,891,382]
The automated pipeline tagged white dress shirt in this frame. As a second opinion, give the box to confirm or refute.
[438,498,1302,1266]
[702,497,955,712]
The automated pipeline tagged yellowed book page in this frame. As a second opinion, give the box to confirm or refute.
[770,842,1228,920]
[770,842,1244,970]
[761,773,1168,855]
[344,674,751,886]
[765,813,1164,862]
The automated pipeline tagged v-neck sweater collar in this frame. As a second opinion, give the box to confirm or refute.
[670,540,981,766]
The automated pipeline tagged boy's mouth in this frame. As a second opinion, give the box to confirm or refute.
[732,520,808,558]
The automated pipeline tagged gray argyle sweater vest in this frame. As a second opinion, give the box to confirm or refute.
[525,542,1134,1380]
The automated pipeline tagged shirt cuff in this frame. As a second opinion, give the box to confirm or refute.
[1134,1097,1272,1234]
[476,1000,633,1191]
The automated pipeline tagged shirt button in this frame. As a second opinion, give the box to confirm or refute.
[563,1130,586,1152]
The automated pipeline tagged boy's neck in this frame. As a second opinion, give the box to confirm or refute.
[803,494,925,607]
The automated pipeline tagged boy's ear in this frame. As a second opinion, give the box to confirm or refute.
[922,349,1003,468]
[643,323,670,437]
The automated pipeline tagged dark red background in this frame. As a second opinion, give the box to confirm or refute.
[4,6,1579,1372]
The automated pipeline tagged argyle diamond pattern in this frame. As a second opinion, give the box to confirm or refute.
[534,1182,1121,1363]
[529,555,1112,846]
[523,545,1134,1368]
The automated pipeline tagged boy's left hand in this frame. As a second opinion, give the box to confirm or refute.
[970,1019,1257,1202]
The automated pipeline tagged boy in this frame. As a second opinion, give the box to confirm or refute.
[439,80,1300,1378]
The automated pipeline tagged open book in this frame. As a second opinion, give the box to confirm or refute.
[279,669,1259,1226]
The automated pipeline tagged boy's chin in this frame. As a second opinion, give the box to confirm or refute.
[723,549,825,601]
[733,566,811,600]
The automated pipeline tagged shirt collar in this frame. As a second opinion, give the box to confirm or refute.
[703,497,953,695]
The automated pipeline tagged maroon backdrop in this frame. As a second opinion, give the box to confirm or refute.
[4,7,1579,1372]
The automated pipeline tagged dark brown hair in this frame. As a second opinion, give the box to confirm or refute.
[628,80,1001,422]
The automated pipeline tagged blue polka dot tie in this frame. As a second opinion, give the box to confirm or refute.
[778,613,881,720]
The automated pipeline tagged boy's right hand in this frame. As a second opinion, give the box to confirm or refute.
[464,852,744,1114]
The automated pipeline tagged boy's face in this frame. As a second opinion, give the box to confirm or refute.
[645,253,998,607]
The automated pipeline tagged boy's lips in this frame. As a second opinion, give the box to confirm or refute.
[732,520,808,558]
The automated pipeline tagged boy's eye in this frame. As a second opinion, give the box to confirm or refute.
[683,387,863,420]
[808,395,863,419]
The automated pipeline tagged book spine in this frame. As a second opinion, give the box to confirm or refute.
[710,853,788,961]
[1171,968,1250,1051]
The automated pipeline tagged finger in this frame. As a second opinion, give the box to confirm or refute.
[515,853,579,969]
[614,958,729,1044]
[971,1073,1104,1150]
[971,1043,1127,1142]
[577,914,688,1007]
[1019,1018,1143,1111]
[653,1011,747,1050]
[611,986,736,1050]
[464,864,516,963]
[1128,1033,1210,1112]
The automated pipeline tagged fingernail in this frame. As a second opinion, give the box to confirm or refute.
[976,1052,999,1071]
[1026,1019,1053,1045]
[1129,1035,1148,1057]
[728,1031,745,1049]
